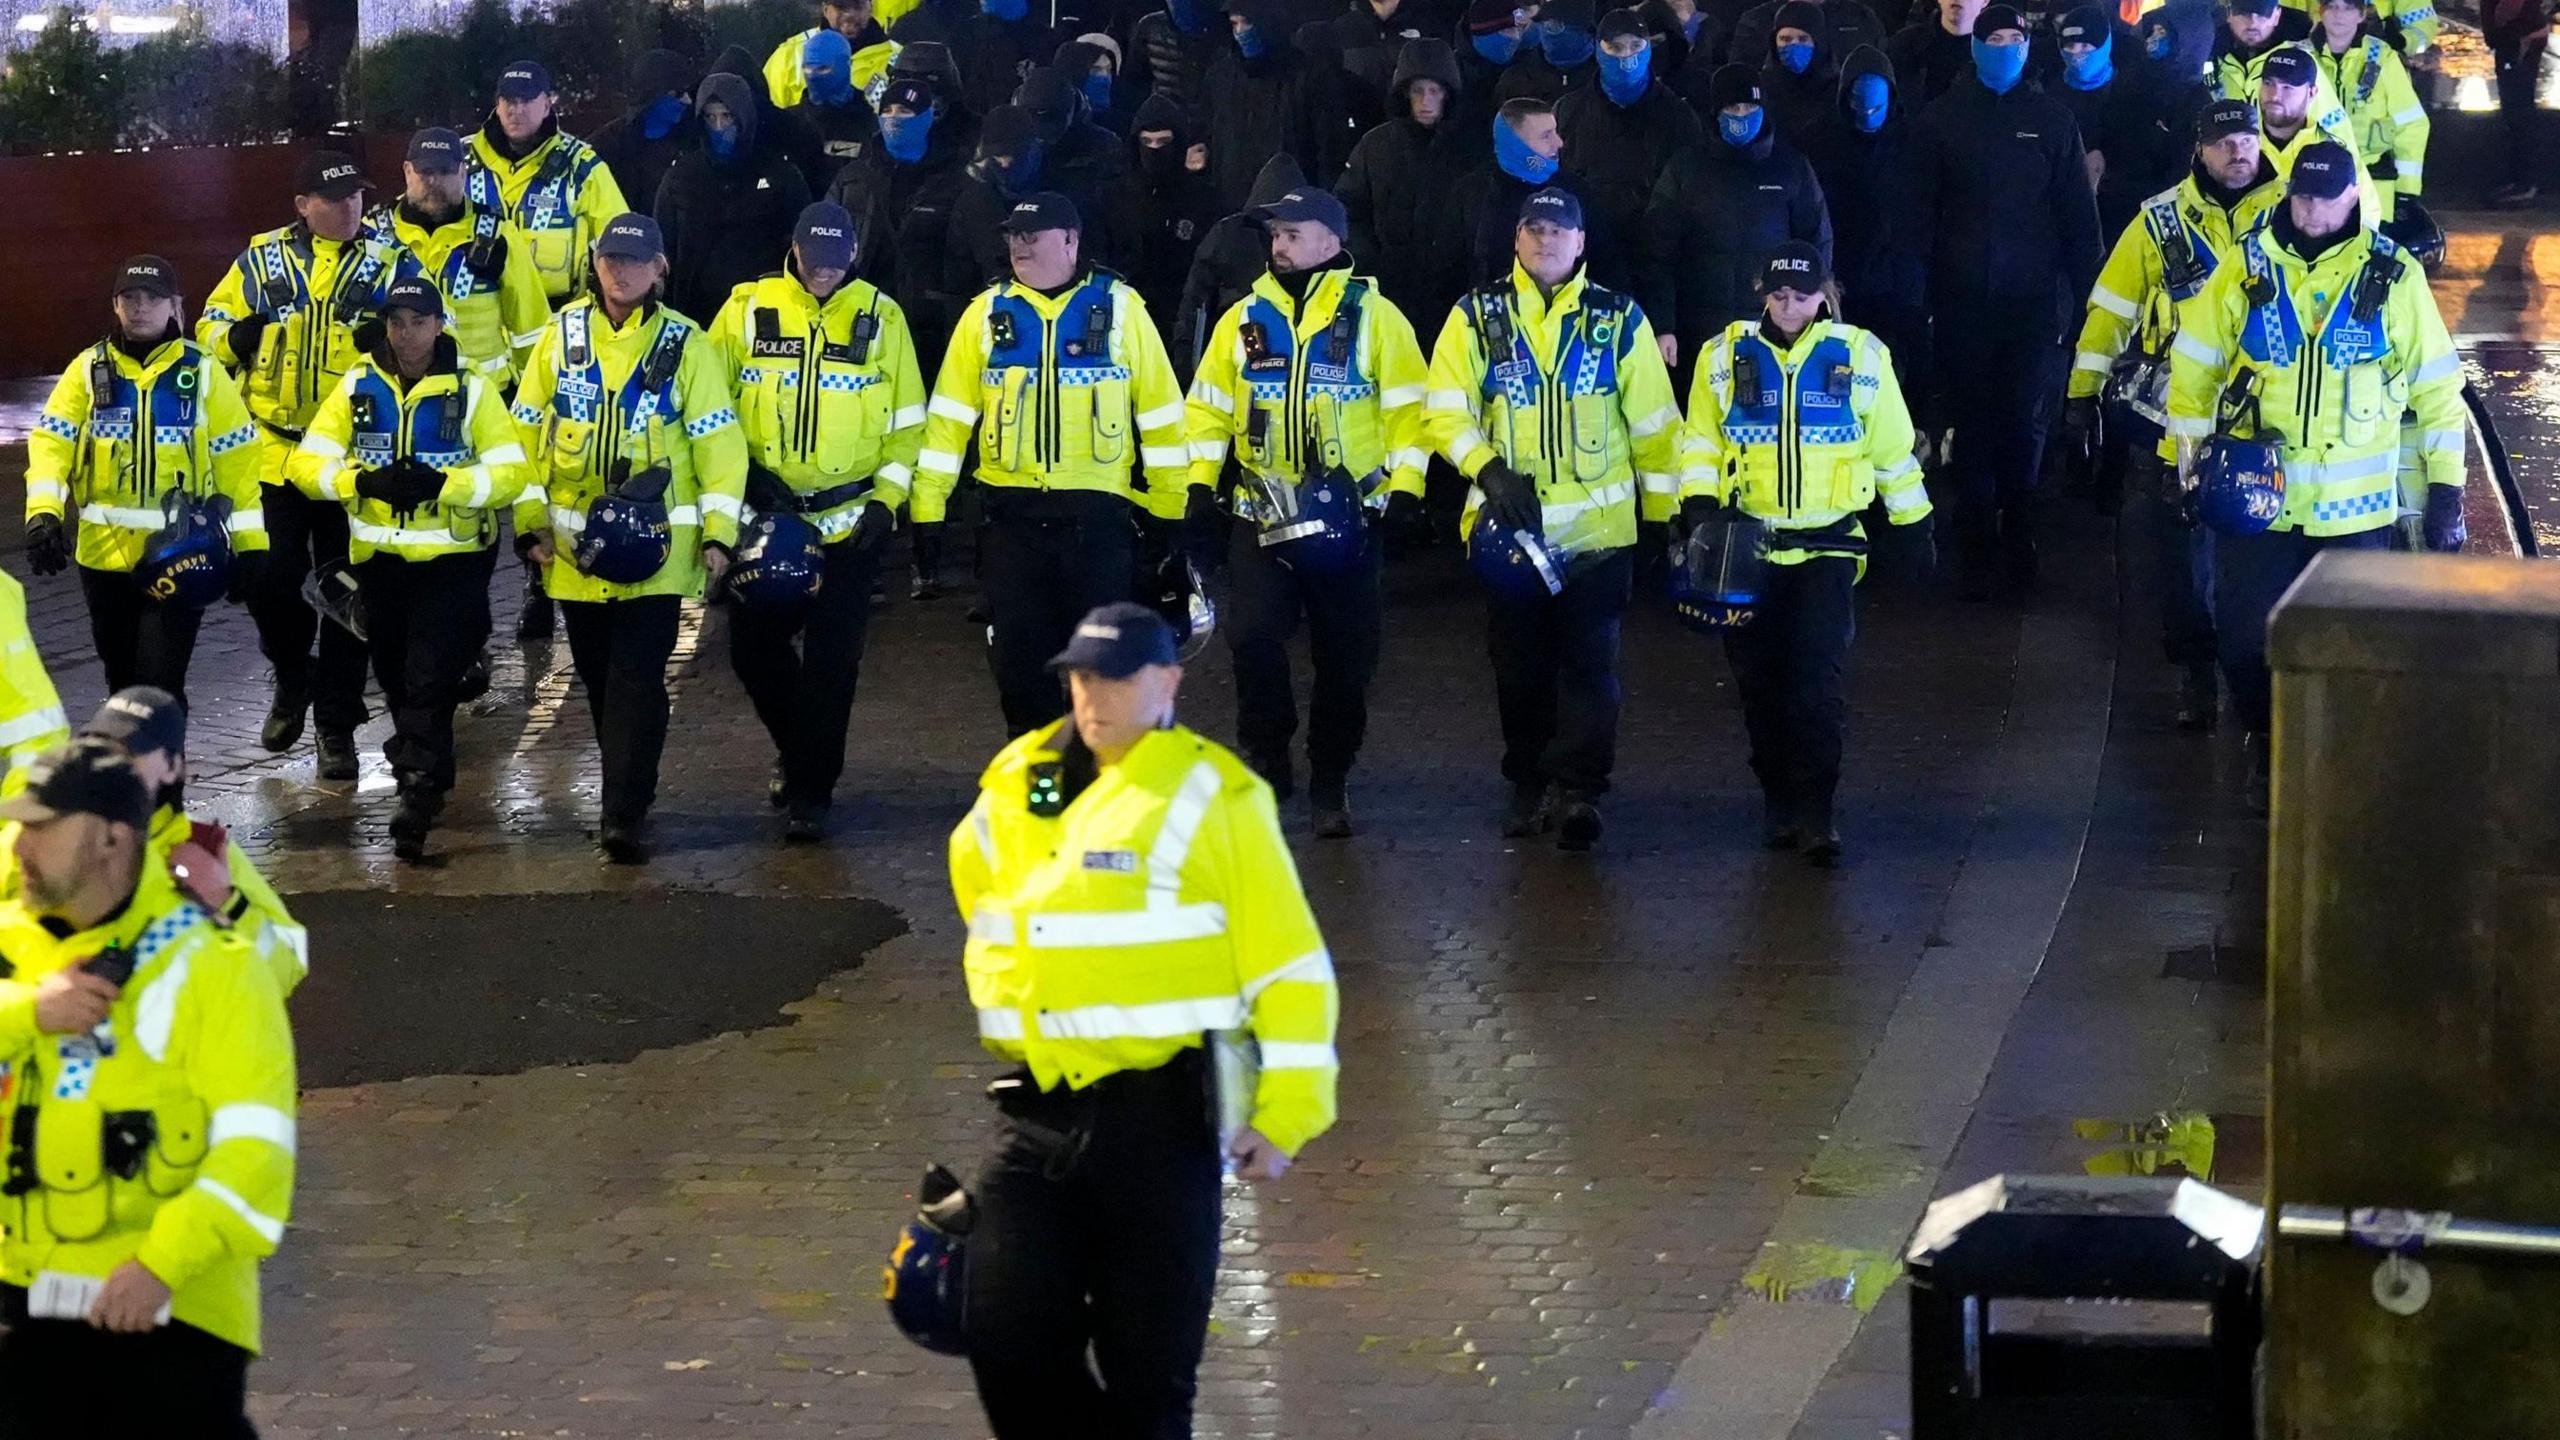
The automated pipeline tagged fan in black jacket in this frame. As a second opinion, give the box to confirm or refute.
[1128,94,1227,329]
[1129,0,1229,126]
[1495,0,1601,100]
[656,71,815,321]
[1886,0,1987,104]
[826,74,974,362]
[1800,45,1930,410]
[1557,9,1702,266]
[590,49,701,221]
[1757,0,1847,139]
[1201,0,1357,204]
[1336,36,1482,327]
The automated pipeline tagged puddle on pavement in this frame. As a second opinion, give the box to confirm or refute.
[1741,1241,1902,1311]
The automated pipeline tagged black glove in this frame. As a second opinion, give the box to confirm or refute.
[1383,490,1428,545]
[2061,396,2099,450]
[1677,494,1725,539]
[1476,459,1541,533]
[466,231,509,285]
[743,464,795,515]
[1180,484,1224,570]
[514,527,550,560]
[349,317,385,356]
[225,314,272,368]
[226,546,268,605]
[357,459,445,513]
[24,515,68,577]
[1878,512,1937,585]
[850,500,896,554]
[2423,484,2466,553]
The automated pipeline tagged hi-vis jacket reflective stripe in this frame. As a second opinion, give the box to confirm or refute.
[1681,318,1926,563]
[761,27,904,109]
[511,299,748,601]
[708,271,928,528]
[2167,225,2464,536]
[25,337,268,572]
[2315,37,2429,199]
[1185,267,1431,508]
[0,860,295,1355]
[917,271,1191,524]
[463,122,628,305]
[200,224,419,467]
[1424,265,1684,554]
[2215,41,2354,124]
[2284,0,2438,51]
[0,575,67,781]
[2261,118,2384,232]
[376,200,552,384]
[288,346,533,563]
[951,724,1340,1157]
[147,807,306,1001]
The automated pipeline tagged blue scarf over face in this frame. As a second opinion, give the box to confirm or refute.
[1492,114,1558,181]
[1598,45,1651,103]
[1082,71,1114,112]
[881,108,935,162]
[639,94,688,141]
[1776,39,1816,72]
[1473,28,1523,63]
[2062,33,2114,89]
[706,122,740,160]
[1234,21,1268,56]
[984,0,1029,20]
[1539,20,1596,65]
[1717,105,1763,146]
[1972,35,2026,93]
[995,144,1045,192]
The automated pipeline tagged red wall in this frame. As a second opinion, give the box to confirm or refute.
[0,137,411,381]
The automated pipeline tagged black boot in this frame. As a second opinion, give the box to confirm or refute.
[516,565,554,641]
[316,728,359,782]
[600,817,651,865]
[389,784,438,864]
[261,677,308,753]
[1801,796,1843,868]
[1500,782,1553,838]
[2176,662,2219,732]
[1555,794,1602,852]
[783,800,828,845]
[1310,774,1354,840]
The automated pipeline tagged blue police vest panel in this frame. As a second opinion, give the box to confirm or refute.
[1479,290,1629,408]
[550,312,687,430]
[1723,333,1864,448]
[1238,293,1375,405]
[468,160,575,232]
[984,280,1128,385]
[350,371,473,470]
[94,357,204,447]
[2237,239,2397,372]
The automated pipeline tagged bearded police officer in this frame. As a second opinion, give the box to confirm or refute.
[376,127,550,388]
[951,600,1338,1438]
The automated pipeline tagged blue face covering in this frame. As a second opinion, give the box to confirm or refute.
[639,94,688,141]
[1168,0,1212,30]
[1082,72,1114,112]
[1972,35,2027,92]
[706,121,740,160]
[984,0,1028,18]
[2143,24,2173,59]
[1847,72,1889,132]
[2062,34,2113,88]
[1598,46,1652,103]
[1539,21,1596,65]
[1234,21,1268,55]
[995,144,1045,192]
[1472,29,1523,63]
[1717,105,1764,146]
[1492,115,1559,182]
[1680,10,1704,40]
[880,108,935,162]
[1776,39,1816,73]
[804,30,857,104]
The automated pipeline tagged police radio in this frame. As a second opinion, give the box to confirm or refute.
[847,308,879,365]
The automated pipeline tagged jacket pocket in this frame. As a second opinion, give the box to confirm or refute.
[1088,382,1131,467]
[1568,394,1613,482]
[34,1098,109,1242]
[142,1096,209,1199]
[2340,362,2386,448]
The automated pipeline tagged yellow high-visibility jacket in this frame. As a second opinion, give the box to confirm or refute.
[25,336,267,572]
[0,860,295,1354]
[0,575,68,779]
[1680,317,1927,566]
[951,723,1340,1157]
[707,271,928,533]
[199,223,419,481]
[1185,267,1431,512]
[917,270,1191,524]
[1423,264,1684,553]
[2314,34,2429,203]
[2283,0,2438,52]
[290,343,534,563]
[762,27,905,109]
[463,121,628,306]
[512,299,748,601]
[147,807,305,1001]
[2167,222,2464,536]
[2070,169,2285,458]
[373,199,552,384]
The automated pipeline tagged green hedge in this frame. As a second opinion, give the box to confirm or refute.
[0,7,285,154]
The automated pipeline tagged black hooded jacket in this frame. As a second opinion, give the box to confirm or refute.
[656,71,815,320]
[1555,71,1701,268]
[1131,6,1229,126]
[1335,38,1480,324]
[1912,68,2101,338]
[1202,10,1356,206]
[1801,47,1928,353]
[1175,152,1307,370]
[1638,121,1831,349]
[1884,12,1977,104]
[708,44,831,197]
[825,106,974,361]
[1757,6,1846,140]
[1128,95,1228,327]
[1728,0,1887,79]
[590,49,700,220]
[960,12,1071,115]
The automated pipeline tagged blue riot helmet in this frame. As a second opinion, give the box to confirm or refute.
[1243,470,1368,573]
[1469,516,1569,597]
[725,509,825,609]
[573,461,675,584]
[2381,197,2444,273]
[135,489,233,610]
[2194,435,2286,535]
[883,1164,974,1355]
[1668,509,1767,631]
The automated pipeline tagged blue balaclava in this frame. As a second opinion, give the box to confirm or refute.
[2063,32,2113,87]
[1473,28,1523,62]
[803,29,857,106]
[1492,112,1559,182]
[997,144,1044,191]
[880,107,936,161]
[639,94,688,140]
[1847,70,1889,132]
[1540,18,1597,65]
[985,0,1030,20]
[1599,44,1652,102]
[1082,69,1114,111]
[1971,34,2027,93]
[1718,104,1763,145]
[1679,9,1703,40]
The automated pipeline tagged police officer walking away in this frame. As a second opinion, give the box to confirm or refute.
[511,216,749,863]
[1914,4,2101,599]
[378,128,552,389]
[1679,243,1930,863]
[202,153,415,773]
[708,203,928,843]
[0,739,297,1435]
[1424,189,1683,848]
[2065,96,2279,729]
[2166,141,2463,794]
[1184,187,1431,836]
[27,256,266,704]
[951,600,1338,1438]
[916,193,1191,736]
[289,278,532,862]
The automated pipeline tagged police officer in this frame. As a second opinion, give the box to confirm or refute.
[1184,187,1430,837]
[72,686,308,998]
[2065,96,2279,730]
[1680,243,1931,865]
[377,127,551,388]
[2165,140,2464,789]
[0,739,296,1434]
[2251,45,2377,229]
[952,600,1338,1438]
[708,203,927,843]
[0,572,67,782]
[290,278,532,863]
[917,192,1191,736]
[466,62,631,309]
[2311,0,2428,217]
[1424,189,1683,849]
[512,215,748,863]
[28,256,266,705]
[203,154,412,773]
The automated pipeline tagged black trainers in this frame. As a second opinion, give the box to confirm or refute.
[1555,798,1602,852]
[260,682,308,753]
[1500,782,1552,838]
[783,802,827,845]
[389,794,434,864]
[600,819,650,865]
[2175,663,2218,732]
[910,565,942,601]
[1310,776,1353,840]
[316,729,359,782]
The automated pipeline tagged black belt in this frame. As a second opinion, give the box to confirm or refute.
[788,477,875,514]
[259,420,304,443]
[1766,517,1868,554]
